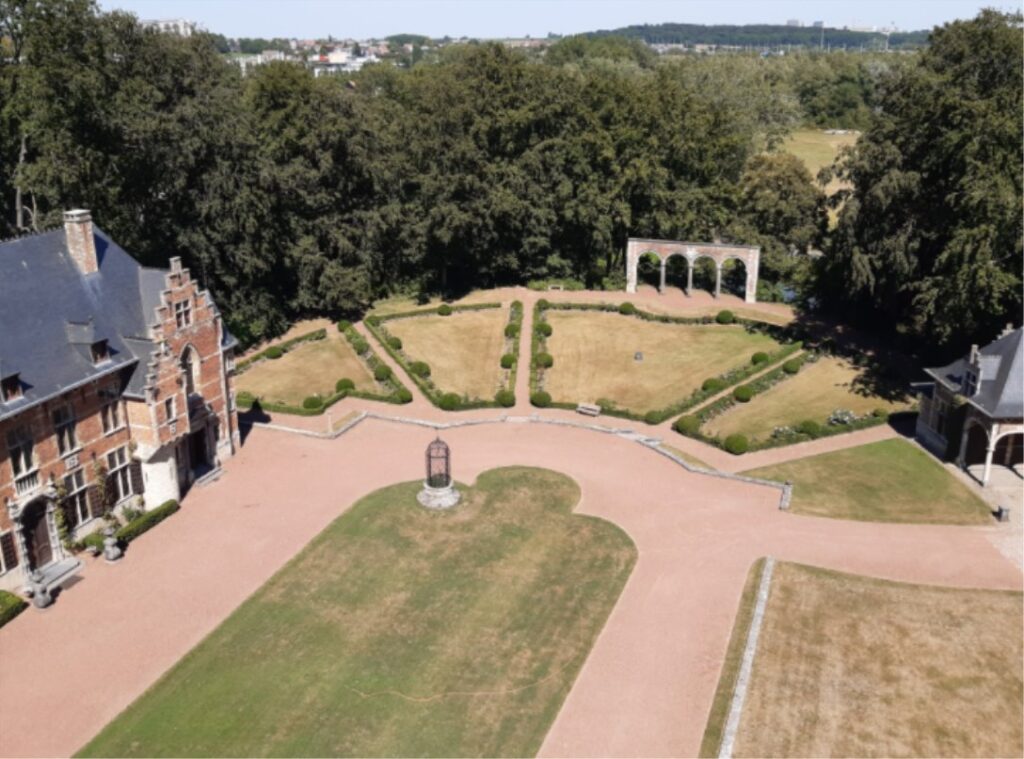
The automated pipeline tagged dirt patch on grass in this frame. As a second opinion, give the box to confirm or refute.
[543,311,781,413]
[387,307,508,399]
[705,355,912,441]
[733,562,1023,758]
[236,332,376,405]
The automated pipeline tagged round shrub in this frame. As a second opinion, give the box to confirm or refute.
[265,346,284,360]
[504,323,520,338]
[537,298,550,310]
[438,392,460,410]
[873,407,889,418]
[733,385,754,403]
[535,321,552,337]
[644,410,663,425]
[437,304,453,316]
[702,378,726,393]
[387,335,402,350]
[495,389,515,407]
[724,434,749,455]
[351,339,369,355]
[535,352,554,369]
[715,309,735,325]
[335,378,355,393]
[302,395,323,410]
[336,320,351,332]
[673,415,701,435]
[396,387,413,404]
[500,353,515,369]
[410,360,431,378]
[797,419,822,437]
[530,390,551,407]
[236,390,255,406]
[373,364,393,382]
[751,351,770,365]
[618,301,636,315]
[782,358,802,374]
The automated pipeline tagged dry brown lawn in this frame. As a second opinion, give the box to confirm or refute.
[236,333,376,405]
[733,562,1023,758]
[369,290,509,316]
[705,355,912,440]
[387,307,508,399]
[238,318,335,360]
[782,128,859,196]
[542,311,780,413]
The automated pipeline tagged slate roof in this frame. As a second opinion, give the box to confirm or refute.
[0,226,169,422]
[925,328,1023,420]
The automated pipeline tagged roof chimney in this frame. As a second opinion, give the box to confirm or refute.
[64,209,98,275]
[1001,322,1015,338]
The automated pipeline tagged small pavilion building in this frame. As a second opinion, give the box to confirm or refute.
[916,325,1023,487]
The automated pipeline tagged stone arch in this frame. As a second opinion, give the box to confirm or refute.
[625,238,760,302]
[635,250,663,291]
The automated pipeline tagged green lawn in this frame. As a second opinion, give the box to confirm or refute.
[742,439,992,524]
[78,467,636,758]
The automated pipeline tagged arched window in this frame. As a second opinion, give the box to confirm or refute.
[181,346,200,396]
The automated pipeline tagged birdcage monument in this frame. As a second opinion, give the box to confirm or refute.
[417,437,461,509]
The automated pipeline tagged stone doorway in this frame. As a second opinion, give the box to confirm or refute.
[22,499,54,570]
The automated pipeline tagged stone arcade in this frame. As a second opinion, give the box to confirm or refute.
[625,238,761,303]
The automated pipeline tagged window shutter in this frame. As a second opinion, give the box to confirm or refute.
[0,532,19,571]
[129,458,145,498]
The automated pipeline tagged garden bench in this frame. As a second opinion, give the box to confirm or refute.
[576,403,601,417]
[23,556,82,608]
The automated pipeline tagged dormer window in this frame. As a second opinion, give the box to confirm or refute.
[1,374,22,403]
[175,299,193,328]
[963,369,979,397]
[90,339,110,365]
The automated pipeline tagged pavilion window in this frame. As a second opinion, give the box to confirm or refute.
[107,446,134,502]
[175,299,193,328]
[52,404,78,455]
[62,468,93,528]
[6,426,34,477]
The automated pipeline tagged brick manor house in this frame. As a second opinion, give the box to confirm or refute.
[0,211,238,592]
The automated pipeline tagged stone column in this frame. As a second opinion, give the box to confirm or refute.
[686,259,693,296]
[714,264,722,298]
[625,243,638,294]
[745,252,759,304]
[659,260,666,294]
[982,442,996,486]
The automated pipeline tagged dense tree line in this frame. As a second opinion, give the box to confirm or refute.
[0,2,1018,357]
[586,22,929,50]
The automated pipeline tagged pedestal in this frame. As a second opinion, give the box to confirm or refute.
[417,481,461,510]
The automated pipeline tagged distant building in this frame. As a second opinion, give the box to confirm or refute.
[786,19,803,27]
[812,21,825,29]
[141,18,201,37]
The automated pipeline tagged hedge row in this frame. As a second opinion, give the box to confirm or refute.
[0,590,27,629]
[116,499,180,543]
[501,301,524,405]
[528,299,802,422]
[526,278,586,291]
[235,328,327,374]
[366,304,514,411]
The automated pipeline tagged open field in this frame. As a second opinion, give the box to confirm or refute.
[387,306,508,399]
[742,439,992,524]
[235,332,377,405]
[78,467,636,758]
[543,311,781,413]
[782,128,859,195]
[704,355,912,441]
[731,562,1023,758]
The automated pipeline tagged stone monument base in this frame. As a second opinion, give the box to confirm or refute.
[417,480,461,510]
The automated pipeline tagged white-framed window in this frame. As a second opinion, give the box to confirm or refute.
[101,397,121,433]
[62,468,93,529]
[174,299,193,328]
[6,425,34,477]
[107,446,134,503]
[0,530,19,575]
[52,404,78,455]
[963,369,979,397]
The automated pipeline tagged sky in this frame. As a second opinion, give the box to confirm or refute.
[98,0,1013,39]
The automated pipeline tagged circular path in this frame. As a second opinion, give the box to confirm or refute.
[0,418,1019,758]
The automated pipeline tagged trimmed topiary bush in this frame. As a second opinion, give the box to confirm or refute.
[438,392,460,410]
[410,361,431,378]
[535,322,552,337]
[336,320,351,332]
[236,390,255,406]
[751,351,770,365]
[116,499,180,544]
[535,352,554,369]
[733,385,754,403]
[495,389,515,407]
[797,419,822,436]
[387,336,402,350]
[265,345,284,359]
[715,309,735,325]
[644,410,663,425]
[302,395,323,410]
[530,390,551,407]
[0,590,27,629]
[396,388,413,404]
[504,323,519,338]
[537,298,550,310]
[500,354,515,369]
[374,364,393,382]
[351,339,369,355]
[618,301,636,315]
[873,407,889,418]
[702,378,726,393]
[335,378,355,393]
[437,304,453,316]
[782,358,802,374]
[673,415,701,435]
[724,434,749,455]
